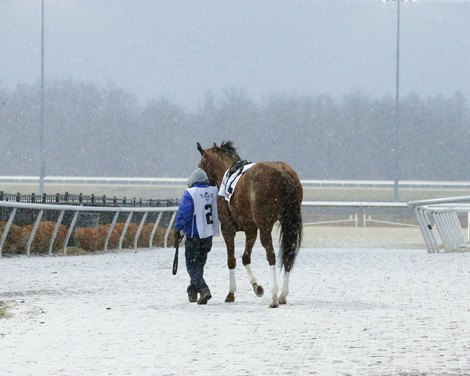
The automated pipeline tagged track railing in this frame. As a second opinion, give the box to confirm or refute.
[0,201,178,257]
[3,176,470,189]
[302,201,412,227]
[1,200,422,257]
[407,195,470,253]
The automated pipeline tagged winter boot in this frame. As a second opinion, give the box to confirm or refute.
[197,288,212,305]
[188,291,198,303]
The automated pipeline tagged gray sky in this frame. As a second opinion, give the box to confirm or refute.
[1,0,469,109]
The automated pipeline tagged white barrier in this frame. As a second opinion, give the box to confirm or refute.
[2,176,470,189]
[407,195,470,253]
[302,201,412,227]
[0,201,178,257]
[1,200,417,257]
[0,176,187,186]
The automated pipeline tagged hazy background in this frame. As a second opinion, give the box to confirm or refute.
[1,0,469,181]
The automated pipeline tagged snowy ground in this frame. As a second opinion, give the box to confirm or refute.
[1,242,470,375]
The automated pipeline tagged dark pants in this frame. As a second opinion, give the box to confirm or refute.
[185,237,212,294]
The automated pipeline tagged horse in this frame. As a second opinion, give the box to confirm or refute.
[197,141,303,308]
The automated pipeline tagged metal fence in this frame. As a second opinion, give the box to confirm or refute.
[1,199,422,257]
[0,191,177,207]
[301,201,415,227]
[408,195,470,253]
[0,201,178,257]
[2,175,470,189]
[6,197,467,257]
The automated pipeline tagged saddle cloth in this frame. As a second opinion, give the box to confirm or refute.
[218,161,255,202]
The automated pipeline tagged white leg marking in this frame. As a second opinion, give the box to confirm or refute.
[229,269,236,293]
[279,271,290,304]
[244,264,257,285]
[270,265,279,307]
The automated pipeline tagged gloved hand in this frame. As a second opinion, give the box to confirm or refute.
[174,230,183,246]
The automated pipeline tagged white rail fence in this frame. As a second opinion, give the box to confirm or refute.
[3,198,469,256]
[0,201,178,257]
[302,201,412,227]
[3,176,470,189]
[408,195,470,253]
[1,200,421,257]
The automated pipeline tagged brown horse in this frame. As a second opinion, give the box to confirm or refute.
[197,141,303,308]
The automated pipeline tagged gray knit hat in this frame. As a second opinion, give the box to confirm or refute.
[187,168,210,187]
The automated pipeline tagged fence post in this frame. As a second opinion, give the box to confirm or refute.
[118,212,133,250]
[0,208,17,257]
[150,212,163,248]
[104,211,119,252]
[134,212,148,249]
[63,211,79,255]
[49,210,65,256]
[164,211,177,248]
[468,212,470,242]
[26,209,44,256]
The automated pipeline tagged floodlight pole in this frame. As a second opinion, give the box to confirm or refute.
[39,0,45,195]
[393,0,401,202]
[384,0,412,201]
[393,0,401,201]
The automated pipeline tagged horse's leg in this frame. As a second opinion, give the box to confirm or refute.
[259,226,279,308]
[278,270,290,305]
[242,229,264,297]
[223,229,237,303]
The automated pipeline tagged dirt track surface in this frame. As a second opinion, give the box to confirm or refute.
[300,226,426,249]
[1,242,470,375]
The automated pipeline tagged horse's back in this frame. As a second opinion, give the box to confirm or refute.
[230,161,302,225]
[246,161,302,201]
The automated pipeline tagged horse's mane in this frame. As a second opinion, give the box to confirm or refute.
[215,140,241,162]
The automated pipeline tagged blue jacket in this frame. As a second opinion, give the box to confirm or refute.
[174,182,210,238]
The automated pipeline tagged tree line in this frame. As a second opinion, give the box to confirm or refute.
[1,80,469,181]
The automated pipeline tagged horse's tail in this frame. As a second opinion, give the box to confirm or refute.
[279,172,303,272]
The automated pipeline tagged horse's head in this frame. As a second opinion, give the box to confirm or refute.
[197,141,241,186]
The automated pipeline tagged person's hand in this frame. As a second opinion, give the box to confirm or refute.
[174,230,183,246]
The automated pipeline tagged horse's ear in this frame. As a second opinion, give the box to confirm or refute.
[197,142,205,155]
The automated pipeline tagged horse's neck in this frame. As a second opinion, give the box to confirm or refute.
[216,165,229,184]
[218,159,237,180]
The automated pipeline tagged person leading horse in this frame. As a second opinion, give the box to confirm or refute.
[197,141,303,308]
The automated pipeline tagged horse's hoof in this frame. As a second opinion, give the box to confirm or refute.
[279,296,287,305]
[253,283,264,297]
[225,292,235,303]
[269,295,279,308]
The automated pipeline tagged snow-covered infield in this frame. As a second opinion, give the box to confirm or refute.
[1,244,470,375]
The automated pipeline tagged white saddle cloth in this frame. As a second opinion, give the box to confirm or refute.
[218,163,255,202]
